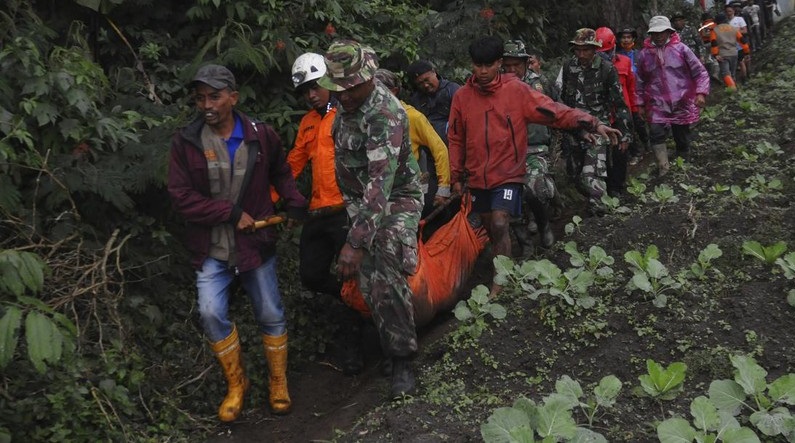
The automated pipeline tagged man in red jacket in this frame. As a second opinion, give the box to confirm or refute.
[167,64,307,421]
[448,36,621,297]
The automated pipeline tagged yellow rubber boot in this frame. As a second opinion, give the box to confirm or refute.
[210,325,250,422]
[262,333,291,414]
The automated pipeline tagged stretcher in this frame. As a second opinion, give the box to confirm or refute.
[340,195,488,327]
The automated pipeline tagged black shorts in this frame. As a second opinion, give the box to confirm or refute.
[470,183,523,216]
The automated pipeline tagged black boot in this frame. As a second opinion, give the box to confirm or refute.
[674,148,690,162]
[380,354,393,377]
[528,196,554,249]
[511,221,534,259]
[340,336,364,376]
[338,312,364,376]
[390,356,416,399]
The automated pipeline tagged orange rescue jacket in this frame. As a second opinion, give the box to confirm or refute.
[287,106,344,211]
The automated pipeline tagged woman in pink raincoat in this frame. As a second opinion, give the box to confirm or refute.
[636,15,710,176]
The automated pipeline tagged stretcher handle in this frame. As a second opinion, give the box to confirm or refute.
[420,191,462,226]
[253,215,286,230]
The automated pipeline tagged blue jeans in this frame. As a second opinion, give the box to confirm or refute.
[196,256,286,342]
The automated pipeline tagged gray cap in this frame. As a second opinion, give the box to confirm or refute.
[192,64,236,90]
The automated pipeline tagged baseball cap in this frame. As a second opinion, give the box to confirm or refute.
[191,64,236,90]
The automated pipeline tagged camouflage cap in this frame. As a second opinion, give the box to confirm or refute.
[569,28,602,48]
[317,39,378,92]
[191,64,236,90]
[503,39,530,58]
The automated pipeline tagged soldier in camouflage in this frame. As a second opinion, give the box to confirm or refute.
[672,12,706,62]
[502,40,557,256]
[560,28,633,215]
[317,39,423,400]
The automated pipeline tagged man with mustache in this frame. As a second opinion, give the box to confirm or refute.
[167,64,307,421]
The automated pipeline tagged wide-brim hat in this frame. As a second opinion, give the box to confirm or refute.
[648,15,676,33]
[317,39,378,92]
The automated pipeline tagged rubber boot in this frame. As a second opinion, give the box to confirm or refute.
[390,356,416,399]
[528,197,554,249]
[527,218,538,234]
[511,220,534,260]
[723,75,737,91]
[651,143,670,177]
[262,333,291,414]
[674,147,690,162]
[380,353,393,377]
[210,325,250,422]
[339,315,364,376]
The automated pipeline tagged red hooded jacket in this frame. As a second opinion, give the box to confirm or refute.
[448,73,600,189]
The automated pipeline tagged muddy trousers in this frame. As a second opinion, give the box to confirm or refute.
[567,137,608,208]
[629,112,649,158]
[606,145,628,196]
[649,123,693,160]
[358,232,418,358]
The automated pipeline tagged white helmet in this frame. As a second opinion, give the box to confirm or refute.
[291,53,326,88]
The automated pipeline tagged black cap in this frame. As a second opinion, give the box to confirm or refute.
[671,11,686,20]
[617,27,638,39]
[405,60,434,81]
[191,64,236,90]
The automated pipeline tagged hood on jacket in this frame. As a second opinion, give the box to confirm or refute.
[466,72,520,95]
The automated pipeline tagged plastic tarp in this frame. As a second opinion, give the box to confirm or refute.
[341,195,488,327]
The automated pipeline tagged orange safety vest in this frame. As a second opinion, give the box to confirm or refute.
[286,106,344,212]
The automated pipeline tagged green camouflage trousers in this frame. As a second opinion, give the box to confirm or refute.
[566,135,608,208]
[357,214,418,357]
[524,148,556,205]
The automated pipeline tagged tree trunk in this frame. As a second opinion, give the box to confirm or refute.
[602,0,639,29]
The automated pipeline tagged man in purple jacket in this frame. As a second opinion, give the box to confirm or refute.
[636,16,710,176]
[167,64,307,421]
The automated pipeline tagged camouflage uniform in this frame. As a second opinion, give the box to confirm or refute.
[561,29,632,211]
[677,24,705,60]
[318,41,423,358]
[523,70,557,205]
[502,39,559,254]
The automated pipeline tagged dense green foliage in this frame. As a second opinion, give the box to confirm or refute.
[0,0,654,440]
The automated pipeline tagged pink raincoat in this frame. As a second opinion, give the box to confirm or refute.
[635,33,710,125]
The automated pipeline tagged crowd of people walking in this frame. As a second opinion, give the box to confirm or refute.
[167,2,780,422]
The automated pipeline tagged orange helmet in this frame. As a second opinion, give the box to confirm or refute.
[595,27,616,52]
